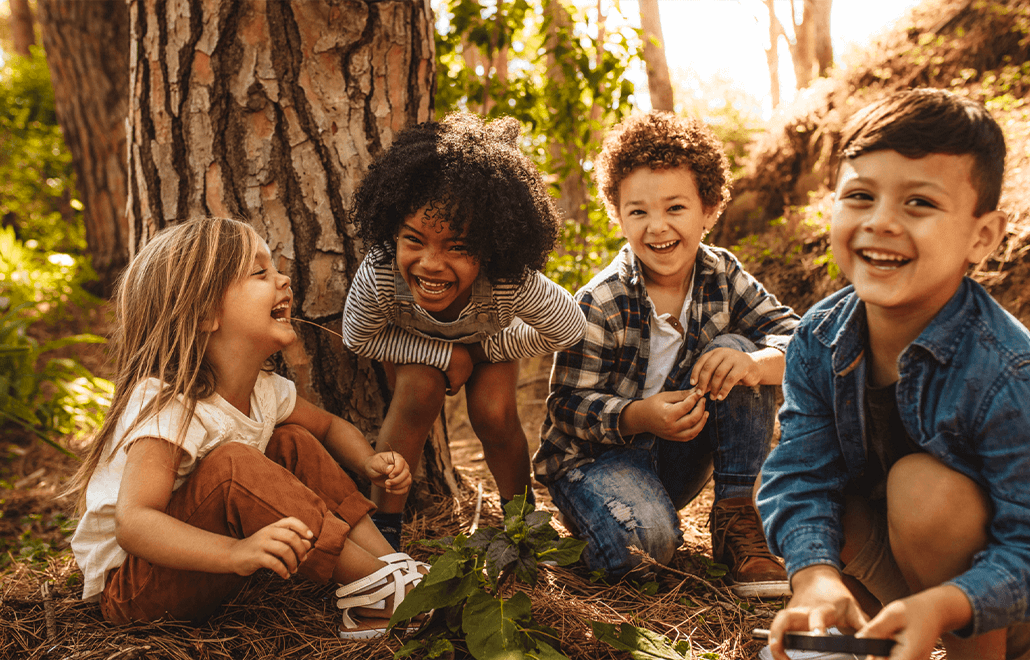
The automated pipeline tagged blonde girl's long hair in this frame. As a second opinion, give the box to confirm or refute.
[65,218,261,513]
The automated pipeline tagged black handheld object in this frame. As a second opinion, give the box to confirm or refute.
[752,628,896,656]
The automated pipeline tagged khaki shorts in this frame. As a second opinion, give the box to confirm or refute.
[842,506,1030,660]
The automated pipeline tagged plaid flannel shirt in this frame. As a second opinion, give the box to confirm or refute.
[533,243,800,485]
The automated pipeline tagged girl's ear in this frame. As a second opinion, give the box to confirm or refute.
[967,210,1007,264]
[200,314,220,333]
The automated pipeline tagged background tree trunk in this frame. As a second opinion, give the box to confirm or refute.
[812,0,833,75]
[765,0,782,109]
[638,0,674,112]
[124,0,460,504]
[544,0,588,226]
[37,0,131,296]
[9,0,35,56]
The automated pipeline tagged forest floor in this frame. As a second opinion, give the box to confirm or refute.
[2,308,768,660]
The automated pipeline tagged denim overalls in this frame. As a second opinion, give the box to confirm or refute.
[389,266,502,342]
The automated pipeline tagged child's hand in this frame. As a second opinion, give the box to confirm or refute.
[857,586,973,660]
[690,348,762,400]
[767,565,868,660]
[364,451,412,495]
[229,517,313,579]
[621,388,707,442]
[445,344,475,394]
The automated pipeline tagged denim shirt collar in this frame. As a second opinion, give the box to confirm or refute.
[814,278,974,378]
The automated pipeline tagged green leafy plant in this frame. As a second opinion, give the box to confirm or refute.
[0,300,111,454]
[590,621,691,660]
[389,493,587,659]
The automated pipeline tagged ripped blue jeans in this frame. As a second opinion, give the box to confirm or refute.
[547,334,776,578]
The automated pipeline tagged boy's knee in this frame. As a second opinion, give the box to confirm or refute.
[702,333,758,355]
[600,498,680,568]
[887,453,990,542]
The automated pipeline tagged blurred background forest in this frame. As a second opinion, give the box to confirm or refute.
[2,1,1030,659]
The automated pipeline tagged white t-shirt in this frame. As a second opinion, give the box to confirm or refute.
[641,279,694,399]
[70,371,297,600]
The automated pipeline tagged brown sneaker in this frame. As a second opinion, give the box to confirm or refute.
[709,497,790,598]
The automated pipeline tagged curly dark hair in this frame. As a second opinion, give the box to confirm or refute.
[349,113,561,283]
[594,111,731,221]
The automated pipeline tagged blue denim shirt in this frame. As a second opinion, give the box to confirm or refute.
[758,278,1030,636]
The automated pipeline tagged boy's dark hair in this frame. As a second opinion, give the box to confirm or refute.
[838,88,1006,216]
[594,111,731,220]
[349,113,560,283]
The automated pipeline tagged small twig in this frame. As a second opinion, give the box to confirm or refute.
[290,317,345,341]
[468,482,484,534]
[41,581,57,644]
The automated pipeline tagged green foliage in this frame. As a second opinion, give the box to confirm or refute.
[673,70,766,178]
[589,621,691,660]
[0,46,85,254]
[389,493,587,659]
[434,0,639,292]
[0,48,110,450]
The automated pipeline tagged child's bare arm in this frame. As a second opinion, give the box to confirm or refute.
[281,396,410,495]
[115,437,312,579]
[690,346,785,400]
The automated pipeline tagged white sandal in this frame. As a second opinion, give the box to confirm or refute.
[335,552,429,640]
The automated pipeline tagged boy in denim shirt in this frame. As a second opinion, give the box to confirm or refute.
[533,112,799,596]
[758,88,1030,660]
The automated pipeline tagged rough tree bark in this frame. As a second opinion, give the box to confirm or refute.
[638,0,674,112]
[124,0,462,504]
[9,0,35,56]
[37,0,131,295]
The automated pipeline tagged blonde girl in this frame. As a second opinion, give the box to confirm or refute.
[67,218,426,639]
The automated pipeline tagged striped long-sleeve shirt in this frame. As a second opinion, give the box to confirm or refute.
[341,246,587,371]
[533,243,800,485]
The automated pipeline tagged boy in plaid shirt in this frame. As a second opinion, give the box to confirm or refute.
[533,112,799,596]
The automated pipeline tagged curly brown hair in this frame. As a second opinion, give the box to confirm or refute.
[349,113,560,284]
[594,111,731,222]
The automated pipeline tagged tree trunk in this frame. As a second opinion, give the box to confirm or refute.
[37,0,131,296]
[9,0,35,56]
[790,0,815,89]
[638,0,673,112]
[812,0,833,75]
[765,0,782,109]
[544,0,588,226]
[124,0,461,504]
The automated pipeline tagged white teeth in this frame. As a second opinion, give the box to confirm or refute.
[860,250,908,262]
[650,240,678,250]
[416,277,451,294]
[271,301,291,321]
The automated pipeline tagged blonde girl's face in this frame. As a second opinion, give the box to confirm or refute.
[395,204,481,322]
[209,240,295,359]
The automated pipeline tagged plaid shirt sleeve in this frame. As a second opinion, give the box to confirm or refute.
[695,247,800,355]
[544,285,639,448]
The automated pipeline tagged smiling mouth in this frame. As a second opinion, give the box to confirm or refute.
[858,249,911,270]
[271,301,292,322]
[414,276,453,296]
[648,239,679,252]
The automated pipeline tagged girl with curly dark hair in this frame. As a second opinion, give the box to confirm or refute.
[342,113,586,549]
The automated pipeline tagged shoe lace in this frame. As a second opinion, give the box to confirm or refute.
[711,503,776,560]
